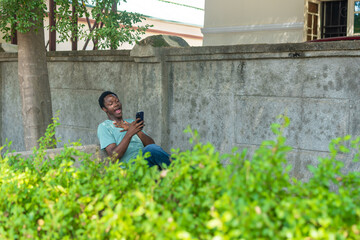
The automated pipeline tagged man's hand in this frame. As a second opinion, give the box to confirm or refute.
[113,119,154,146]
[113,120,145,133]
[125,120,144,136]
[113,120,130,131]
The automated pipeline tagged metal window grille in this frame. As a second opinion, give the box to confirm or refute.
[321,0,348,38]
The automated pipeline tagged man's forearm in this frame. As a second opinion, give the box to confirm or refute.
[137,131,155,146]
[106,134,132,161]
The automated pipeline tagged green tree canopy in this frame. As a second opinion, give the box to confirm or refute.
[0,0,151,49]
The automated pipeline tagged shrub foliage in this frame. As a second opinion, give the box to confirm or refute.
[0,115,360,239]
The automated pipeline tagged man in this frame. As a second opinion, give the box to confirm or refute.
[97,91,171,169]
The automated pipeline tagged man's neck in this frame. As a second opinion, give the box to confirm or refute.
[107,115,122,122]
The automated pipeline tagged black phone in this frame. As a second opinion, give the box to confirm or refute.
[136,111,144,123]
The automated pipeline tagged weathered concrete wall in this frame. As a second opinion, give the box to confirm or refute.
[164,43,360,179]
[46,50,165,148]
[0,51,24,150]
[1,41,359,180]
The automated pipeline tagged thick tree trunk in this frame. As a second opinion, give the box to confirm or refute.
[17,22,53,150]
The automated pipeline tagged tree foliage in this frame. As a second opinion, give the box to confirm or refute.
[0,0,150,49]
[0,0,47,34]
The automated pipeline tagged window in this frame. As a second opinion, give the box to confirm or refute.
[305,0,360,39]
[306,1,320,40]
[348,0,360,35]
[321,1,347,38]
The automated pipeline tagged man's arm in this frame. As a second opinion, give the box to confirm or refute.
[105,121,144,161]
[115,119,155,147]
[137,131,155,146]
[104,134,132,161]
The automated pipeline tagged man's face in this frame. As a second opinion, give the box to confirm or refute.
[102,94,122,119]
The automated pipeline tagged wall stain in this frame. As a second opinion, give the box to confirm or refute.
[328,81,334,90]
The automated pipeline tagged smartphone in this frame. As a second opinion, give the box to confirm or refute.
[136,111,144,123]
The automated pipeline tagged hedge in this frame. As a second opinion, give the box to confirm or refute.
[0,115,359,239]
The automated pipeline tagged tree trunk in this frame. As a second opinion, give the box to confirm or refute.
[111,0,117,49]
[17,22,53,150]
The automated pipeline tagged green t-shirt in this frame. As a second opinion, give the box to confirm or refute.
[97,119,145,163]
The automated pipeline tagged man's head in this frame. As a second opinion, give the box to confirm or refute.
[98,91,118,109]
[98,91,122,120]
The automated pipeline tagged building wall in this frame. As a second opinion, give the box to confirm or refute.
[142,18,203,47]
[202,0,305,45]
[0,33,5,43]
[1,41,359,180]
[43,16,203,51]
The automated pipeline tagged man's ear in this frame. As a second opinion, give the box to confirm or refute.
[102,107,108,113]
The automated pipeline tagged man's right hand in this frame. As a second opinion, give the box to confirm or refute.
[125,120,144,136]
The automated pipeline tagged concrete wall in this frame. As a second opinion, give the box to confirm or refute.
[1,41,359,179]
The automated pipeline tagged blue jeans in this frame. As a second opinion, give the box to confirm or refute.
[142,144,171,169]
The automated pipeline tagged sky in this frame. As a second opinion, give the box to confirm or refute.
[118,0,205,27]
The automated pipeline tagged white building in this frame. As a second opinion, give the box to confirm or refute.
[202,0,360,46]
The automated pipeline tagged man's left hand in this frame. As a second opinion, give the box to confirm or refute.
[113,120,130,132]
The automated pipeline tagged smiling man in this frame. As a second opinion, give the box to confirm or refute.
[97,91,171,169]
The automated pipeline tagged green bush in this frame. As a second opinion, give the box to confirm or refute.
[0,115,360,239]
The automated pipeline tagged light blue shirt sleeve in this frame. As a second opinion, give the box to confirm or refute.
[97,122,116,149]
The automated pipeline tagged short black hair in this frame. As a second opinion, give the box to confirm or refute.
[98,91,118,109]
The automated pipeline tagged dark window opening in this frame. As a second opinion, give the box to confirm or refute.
[321,0,348,38]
